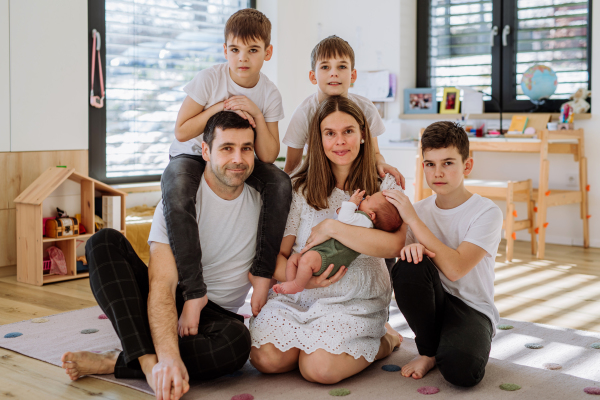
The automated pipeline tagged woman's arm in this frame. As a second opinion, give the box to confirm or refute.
[303,219,407,259]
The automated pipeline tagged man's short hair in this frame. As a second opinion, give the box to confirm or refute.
[310,35,355,71]
[421,121,470,162]
[204,111,254,150]
[373,200,403,232]
[225,8,271,48]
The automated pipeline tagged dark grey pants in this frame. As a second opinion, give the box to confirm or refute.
[391,257,493,387]
[161,154,292,301]
[86,228,251,380]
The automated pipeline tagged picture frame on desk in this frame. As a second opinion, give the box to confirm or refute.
[440,87,461,114]
[404,88,437,114]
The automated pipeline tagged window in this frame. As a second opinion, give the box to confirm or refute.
[89,0,254,184]
[417,0,591,112]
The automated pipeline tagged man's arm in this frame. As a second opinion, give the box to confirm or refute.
[174,96,224,142]
[284,147,304,175]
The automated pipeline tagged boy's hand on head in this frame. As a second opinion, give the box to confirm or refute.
[382,189,418,225]
[400,243,435,264]
[224,95,262,119]
[377,161,406,189]
[349,189,365,206]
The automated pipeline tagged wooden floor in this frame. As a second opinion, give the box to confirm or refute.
[1,240,599,399]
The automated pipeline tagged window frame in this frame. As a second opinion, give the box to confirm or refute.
[416,0,593,114]
[87,0,256,185]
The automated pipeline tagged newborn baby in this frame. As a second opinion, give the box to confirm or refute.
[273,189,403,295]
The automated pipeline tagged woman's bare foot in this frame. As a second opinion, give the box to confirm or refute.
[386,322,403,348]
[401,355,436,379]
[61,350,120,380]
[375,323,403,360]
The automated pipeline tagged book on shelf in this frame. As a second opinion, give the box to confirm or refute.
[102,195,121,231]
[507,115,529,134]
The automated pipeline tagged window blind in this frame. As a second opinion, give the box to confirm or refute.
[515,0,589,99]
[429,0,494,99]
[105,0,251,178]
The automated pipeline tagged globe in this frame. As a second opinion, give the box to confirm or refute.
[521,65,558,104]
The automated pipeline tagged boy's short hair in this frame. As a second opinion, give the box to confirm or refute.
[225,8,271,48]
[204,111,254,150]
[310,35,355,71]
[374,200,403,232]
[421,121,470,162]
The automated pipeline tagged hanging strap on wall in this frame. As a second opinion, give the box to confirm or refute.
[90,29,105,109]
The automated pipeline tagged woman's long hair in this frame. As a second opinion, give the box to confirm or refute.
[292,96,379,210]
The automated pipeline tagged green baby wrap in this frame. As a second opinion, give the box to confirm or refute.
[310,238,360,278]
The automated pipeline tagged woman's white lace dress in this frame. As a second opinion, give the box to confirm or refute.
[250,175,401,362]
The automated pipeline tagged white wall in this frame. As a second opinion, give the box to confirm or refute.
[0,0,10,152]
[8,0,88,152]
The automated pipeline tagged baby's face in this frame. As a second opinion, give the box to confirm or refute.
[358,192,387,214]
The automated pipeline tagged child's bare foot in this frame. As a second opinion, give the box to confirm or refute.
[401,355,436,379]
[249,274,272,316]
[179,296,207,337]
[61,349,119,380]
[273,280,304,295]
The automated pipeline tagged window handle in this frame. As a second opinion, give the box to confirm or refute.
[490,25,498,46]
[502,25,511,47]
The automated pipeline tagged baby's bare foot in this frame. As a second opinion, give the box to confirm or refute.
[61,349,120,380]
[273,281,304,295]
[401,355,436,379]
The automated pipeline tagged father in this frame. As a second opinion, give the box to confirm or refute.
[61,111,266,400]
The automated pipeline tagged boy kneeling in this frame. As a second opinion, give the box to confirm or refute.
[383,121,503,387]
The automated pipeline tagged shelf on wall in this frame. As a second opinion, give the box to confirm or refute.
[398,113,592,121]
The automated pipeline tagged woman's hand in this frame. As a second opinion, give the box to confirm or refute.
[305,264,347,289]
[400,243,436,264]
[377,161,406,189]
[301,219,335,254]
[382,189,418,225]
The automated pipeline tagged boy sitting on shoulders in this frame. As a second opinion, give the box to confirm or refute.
[383,121,503,387]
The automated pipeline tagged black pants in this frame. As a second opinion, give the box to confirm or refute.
[391,258,493,387]
[86,229,251,380]
[161,154,292,301]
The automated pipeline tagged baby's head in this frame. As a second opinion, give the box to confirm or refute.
[359,192,403,232]
[309,35,356,97]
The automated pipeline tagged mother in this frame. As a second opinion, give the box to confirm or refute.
[250,96,405,384]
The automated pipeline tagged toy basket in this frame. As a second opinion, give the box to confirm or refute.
[43,260,51,274]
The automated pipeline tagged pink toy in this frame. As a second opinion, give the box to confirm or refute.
[47,246,67,275]
[42,260,51,274]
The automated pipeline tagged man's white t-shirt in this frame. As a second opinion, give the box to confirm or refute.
[148,175,261,313]
[405,194,503,335]
[282,93,385,149]
[170,63,285,157]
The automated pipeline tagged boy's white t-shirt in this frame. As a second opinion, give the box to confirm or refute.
[148,175,261,313]
[282,93,385,149]
[405,193,503,335]
[170,63,285,157]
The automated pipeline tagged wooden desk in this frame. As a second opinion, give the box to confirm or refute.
[415,130,589,258]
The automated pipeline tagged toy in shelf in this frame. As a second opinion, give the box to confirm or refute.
[562,88,591,115]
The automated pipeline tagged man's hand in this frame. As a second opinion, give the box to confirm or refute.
[377,161,406,189]
[349,189,365,207]
[400,243,436,264]
[152,357,190,400]
[178,295,208,337]
[382,189,418,225]
[224,96,262,119]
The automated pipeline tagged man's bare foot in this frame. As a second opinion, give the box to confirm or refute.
[139,354,158,392]
[178,296,207,337]
[249,274,273,316]
[401,355,436,379]
[61,350,119,380]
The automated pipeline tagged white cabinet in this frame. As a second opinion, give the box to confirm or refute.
[0,0,9,152]
[379,145,418,202]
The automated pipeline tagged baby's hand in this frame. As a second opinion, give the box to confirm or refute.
[349,189,365,206]
[400,243,435,264]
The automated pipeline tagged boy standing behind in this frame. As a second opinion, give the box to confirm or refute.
[282,35,404,187]
[163,9,291,336]
[383,121,503,387]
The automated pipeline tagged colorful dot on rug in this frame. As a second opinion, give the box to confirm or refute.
[590,343,600,349]
[543,363,562,370]
[231,394,254,400]
[499,383,521,391]
[525,343,543,349]
[417,386,440,395]
[382,364,401,372]
[98,314,108,320]
[584,387,600,395]
[81,329,99,334]
[329,388,351,396]
[4,332,22,338]
[225,370,243,378]
[497,324,513,330]
[31,318,49,323]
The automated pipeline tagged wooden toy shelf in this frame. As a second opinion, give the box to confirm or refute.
[15,167,126,286]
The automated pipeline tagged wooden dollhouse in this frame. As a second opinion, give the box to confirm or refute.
[14,167,126,285]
